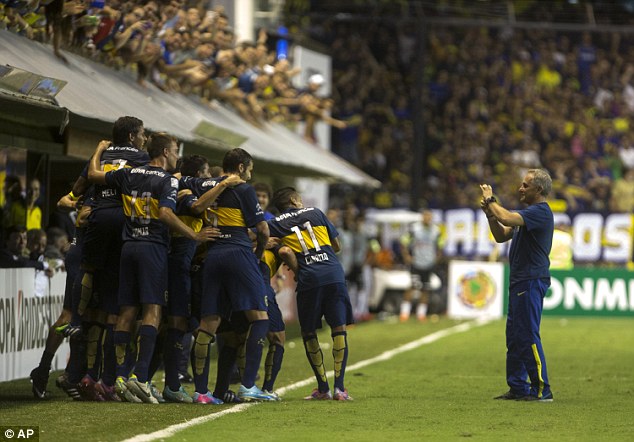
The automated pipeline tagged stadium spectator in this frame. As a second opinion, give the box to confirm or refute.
[0,225,52,275]
[4,178,42,230]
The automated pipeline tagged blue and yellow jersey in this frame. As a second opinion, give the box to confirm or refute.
[173,193,203,236]
[105,165,177,246]
[267,207,345,290]
[179,175,223,198]
[207,182,264,250]
[177,175,227,234]
[82,145,150,210]
[259,248,282,285]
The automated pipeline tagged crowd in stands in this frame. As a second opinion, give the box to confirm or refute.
[3,2,634,214]
[0,0,346,134]
[305,18,634,214]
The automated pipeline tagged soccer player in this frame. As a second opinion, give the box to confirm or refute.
[78,116,150,400]
[267,187,354,401]
[29,190,89,400]
[192,147,276,403]
[87,134,219,403]
[253,182,287,397]
[163,155,243,403]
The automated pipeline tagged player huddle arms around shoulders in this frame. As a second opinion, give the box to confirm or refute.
[86,134,220,404]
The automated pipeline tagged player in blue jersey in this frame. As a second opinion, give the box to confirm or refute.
[29,189,91,400]
[78,116,151,400]
[163,155,243,403]
[253,182,287,398]
[268,187,354,401]
[481,169,554,402]
[87,134,220,404]
[191,147,276,403]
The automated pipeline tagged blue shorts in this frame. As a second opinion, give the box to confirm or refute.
[167,237,197,317]
[297,282,353,332]
[201,246,267,317]
[118,241,168,307]
[82,206,125,271]
[97,265,121,314]
[266,286,284,333]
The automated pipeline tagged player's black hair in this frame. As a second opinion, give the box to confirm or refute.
[112,116,144,146]
[180,155,209,177]
[272,186,299,212]
[222,148,252,174]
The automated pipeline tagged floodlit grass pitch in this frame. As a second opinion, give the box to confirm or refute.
[1,317,632,442]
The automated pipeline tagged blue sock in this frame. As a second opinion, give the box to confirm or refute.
[332,331,348,391]
[178,332,193,376]
[114,330,131,379]
[213,343,237,399]
[262,344,284,392]
[165,328,185,391]
[101,324,116,386]
[147,327,164,382]
[134,325,158,383]
[242,320,268,389]
[66,334,86,384]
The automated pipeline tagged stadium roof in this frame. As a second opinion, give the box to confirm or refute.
[0,30,380,188]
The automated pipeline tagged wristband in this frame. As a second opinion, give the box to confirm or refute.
[69,191,79,201]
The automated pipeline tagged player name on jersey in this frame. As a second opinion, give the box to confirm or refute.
[305,252,329,265]
[275,207,315,221]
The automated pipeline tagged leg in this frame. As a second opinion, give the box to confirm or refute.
[516,280,551,399]
[262,331,285,394]
[241,309,269,389]
[302,331,330,396]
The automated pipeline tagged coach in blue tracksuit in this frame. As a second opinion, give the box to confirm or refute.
[480,169,554,402]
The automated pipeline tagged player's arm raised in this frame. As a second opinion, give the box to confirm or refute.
[87,140,112,184]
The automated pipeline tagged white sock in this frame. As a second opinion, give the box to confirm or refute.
[416,303,428,319]
[400,301,411,318]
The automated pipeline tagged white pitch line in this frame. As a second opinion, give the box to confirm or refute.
[122,318,492,442]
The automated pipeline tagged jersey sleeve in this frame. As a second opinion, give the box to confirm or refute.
[240,185,265,227]
[518,204,550,232]
[104,168,127,189]
[159,176,179,211]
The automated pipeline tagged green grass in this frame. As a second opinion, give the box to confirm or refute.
[1,317,633,441]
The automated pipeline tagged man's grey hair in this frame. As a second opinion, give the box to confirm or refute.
[528,169,552,196]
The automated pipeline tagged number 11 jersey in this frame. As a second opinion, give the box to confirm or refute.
[267,207,345,291]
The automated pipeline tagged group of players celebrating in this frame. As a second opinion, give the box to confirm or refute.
[29,115,353,404]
